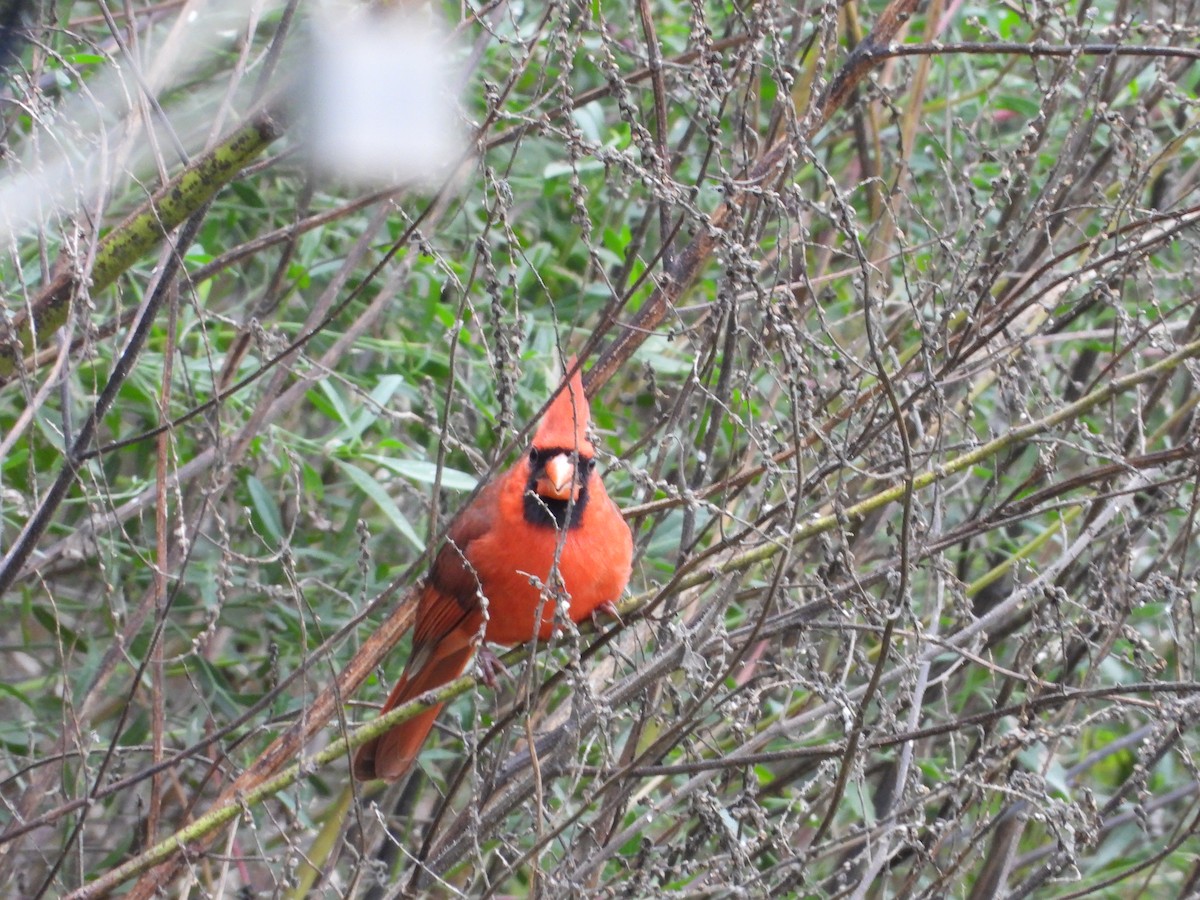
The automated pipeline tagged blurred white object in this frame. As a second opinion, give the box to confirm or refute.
[303,5,466,187]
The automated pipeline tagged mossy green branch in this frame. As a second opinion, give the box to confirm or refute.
[70,679,447,900]
[0,109,284,380]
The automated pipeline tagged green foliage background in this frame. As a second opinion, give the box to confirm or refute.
[1,1,1200,896]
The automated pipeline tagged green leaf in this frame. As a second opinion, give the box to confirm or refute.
[247,475,284,542]
[315,380,353,428]
[368,374,410,409]
[363,455,478,492]
[338,374,411,443]
[0,680,35,710]
[995,94,1040,118]
[335,460,423,550]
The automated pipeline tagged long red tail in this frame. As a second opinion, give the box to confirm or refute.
[353,587,482,782]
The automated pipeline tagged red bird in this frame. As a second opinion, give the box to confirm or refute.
[353,362,633,782]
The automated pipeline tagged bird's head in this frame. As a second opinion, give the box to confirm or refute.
[523,359,596,528]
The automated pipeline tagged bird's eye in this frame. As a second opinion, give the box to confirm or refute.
[583,457,596,472]
[528,447,540,465]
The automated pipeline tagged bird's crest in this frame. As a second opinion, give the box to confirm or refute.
[533,357,594,454]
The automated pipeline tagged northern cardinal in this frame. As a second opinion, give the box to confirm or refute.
[353,362,633,781]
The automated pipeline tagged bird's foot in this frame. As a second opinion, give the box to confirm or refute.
[591,601,623,629]
[476,646,511,688]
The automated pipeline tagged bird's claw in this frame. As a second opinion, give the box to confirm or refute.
[591,601,623,629]
[476,646,511,688]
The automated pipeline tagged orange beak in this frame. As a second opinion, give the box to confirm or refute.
[539,453,576,501]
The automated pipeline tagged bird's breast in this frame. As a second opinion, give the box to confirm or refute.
[468,513,629,646]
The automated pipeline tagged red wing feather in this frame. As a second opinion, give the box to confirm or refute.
[352,583,484,781]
